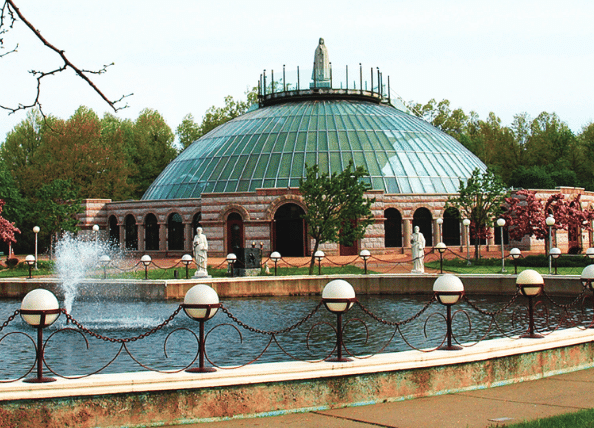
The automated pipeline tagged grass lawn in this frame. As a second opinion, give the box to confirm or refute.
[505,408,594,427]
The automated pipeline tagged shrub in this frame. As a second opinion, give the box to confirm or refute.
[5,258,19,268]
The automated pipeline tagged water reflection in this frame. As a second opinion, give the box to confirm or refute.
[0,293,586,379]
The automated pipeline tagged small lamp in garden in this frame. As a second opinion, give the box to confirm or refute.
[181,254,193,279]
[92,224,99,243]
[435,242,447,274]
[433,274,465,350]
[32,226,40,270]
[270,251,281,276]
[182,284,221,372]
[510,248,521,275]
[497,218,506,273]
[314,250,325,275]
[141,255,152,280]
[516,269,544,338]
[322,279,357,362]
[546,215,555,274]
[463,219,471,265]
[550,247,561,275]
[99,255,111,279]
[586,248,594,261]
[25,255,35,279]
[20,289,61,383]
[226,253,237,277]
[359,249,370,274]
[436,217,443,242]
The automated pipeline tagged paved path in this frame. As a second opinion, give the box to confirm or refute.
[165,367,594,427]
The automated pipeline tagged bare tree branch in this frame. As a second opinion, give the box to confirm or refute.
[0,0,132,115]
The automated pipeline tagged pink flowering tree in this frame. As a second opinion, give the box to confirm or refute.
[0,199,20,251]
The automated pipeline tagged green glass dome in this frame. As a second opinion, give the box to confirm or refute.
[142,99,486,200]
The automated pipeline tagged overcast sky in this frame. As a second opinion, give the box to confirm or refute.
[1,0,592,142]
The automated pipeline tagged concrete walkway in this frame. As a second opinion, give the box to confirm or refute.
[167,367,594,427]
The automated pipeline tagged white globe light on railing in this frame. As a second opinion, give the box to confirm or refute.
[549,247,561,275]
[314,250,325,275]
[516,269,544,339]
[432,274,464,350]
[141,255,152,280]
[25,255,35,279]
[181,254,193,279]
[99,255,111,279]
[359,249,371,274]
[270,251,281,276]
[20,289,61,383]
[586,248,594,260]
[322,279,356,362]
[182,284,221,373]
[510,248,522,274]
[226,253,237,277]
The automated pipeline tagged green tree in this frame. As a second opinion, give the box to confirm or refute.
[33,179,82,255]
[0,158,26,226]
[299,160,375,274]
[196,88,258,139]
[176,113,202,150]
[446,168,509,259]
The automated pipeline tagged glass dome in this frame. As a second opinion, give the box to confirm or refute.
[142,99,486,200]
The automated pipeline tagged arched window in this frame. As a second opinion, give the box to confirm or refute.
[384,208,402,248]
[125,215,138,251]
[413,208,433,247]
[145,214,159,251]
[109,215,119,246]
[227,212,244,254]
[192,212,202,234]
[274,203,306,257]
[443,207,460,246]
[168,213,184,251]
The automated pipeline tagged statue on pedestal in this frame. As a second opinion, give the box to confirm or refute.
[411,226,426,273]
[311,38,331,88]
[193,227,209,277]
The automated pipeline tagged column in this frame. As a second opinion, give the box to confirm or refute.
[403,219,412,249]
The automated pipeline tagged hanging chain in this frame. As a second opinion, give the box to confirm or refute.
[463,291,520,317]
[220,301,323,336]
[356,297,436,327]
[0,310,19,333]
[542,289,589,310]
[61,305,184,343]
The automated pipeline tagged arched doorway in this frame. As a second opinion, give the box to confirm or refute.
[192,212,202,234]
[168,213,184,251]
[125,215,138,251]
[109,216,119,246]
[384,208,402,248]
[274,203,306,257]
[413,208,433,247]
[227,212,244,254]
[443,207,460,246]
[145,214,159,251]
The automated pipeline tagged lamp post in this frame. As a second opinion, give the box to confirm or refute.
[497,218,506,273]
[580,265,594,328]
[436,218,443,242]
[550,247,561,275]
[92,224,99,243]
[435,242,447,274]
[226,253,237,277]
[32,226,40,270]
[182,284,220,372]
[463,219,471,265]
[433,274,464,350]
[25,255,35,279]
[586,247,594,261]
[322,279,356,362]
[510,247,521,275]
[314,250,325,275]
[99,255,111,279]
[359,249,370,274]
[546,215,555,274]
[141,255,151,280]
[516,269,544,338]
[270,251,281,276]
[20,289,61,383]
[181,254,193,279]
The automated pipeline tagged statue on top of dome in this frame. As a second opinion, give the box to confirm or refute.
[311,38,331,88]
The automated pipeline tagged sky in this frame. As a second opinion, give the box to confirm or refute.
[1,0,593,143]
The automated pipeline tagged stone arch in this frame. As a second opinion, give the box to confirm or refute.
[226,211,244,254]
[443,207,461,246]
[384,208,402,248]
[145,213,160,251]
[167,212,184,251]
[265,195,306,221]
[124,214,138,251]
[219,204,250,222]
[273,203,306,257]
[413,207,433,247]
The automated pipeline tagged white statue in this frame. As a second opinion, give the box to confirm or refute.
[411,226,426,273]
[311,37,331,87]
[193,227,208,277]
